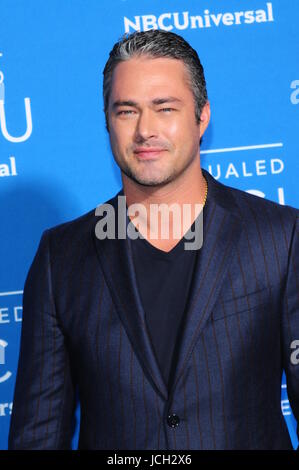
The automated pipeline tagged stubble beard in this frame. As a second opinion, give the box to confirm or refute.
[119,162,177,187]
[115,150,198,188]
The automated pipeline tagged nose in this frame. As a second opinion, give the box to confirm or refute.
[134,109,157,142]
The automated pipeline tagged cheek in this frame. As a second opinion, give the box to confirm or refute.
[166,113,198,138]
[165,120,198,151]
[109,133,124,162]
[109,125,129,152]
[166,120,180,136]
[162,120,185,146]
[112,120,136,143]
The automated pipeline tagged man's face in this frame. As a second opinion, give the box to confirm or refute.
[107,56,209,187]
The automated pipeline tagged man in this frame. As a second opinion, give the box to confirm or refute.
[8,30,299,450]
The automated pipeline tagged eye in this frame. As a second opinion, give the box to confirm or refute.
[117,110,136,116]
[159,108,175,113]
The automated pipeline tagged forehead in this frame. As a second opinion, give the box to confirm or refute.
[110,56,192,101]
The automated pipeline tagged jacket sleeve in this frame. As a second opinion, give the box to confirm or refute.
[8,229,76,449]
[281,213,299,447]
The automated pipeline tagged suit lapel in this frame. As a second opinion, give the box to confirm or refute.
[93,192,168,401]
[168,168,244,397]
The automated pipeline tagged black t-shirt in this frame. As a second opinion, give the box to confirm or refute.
[131,221,199,392]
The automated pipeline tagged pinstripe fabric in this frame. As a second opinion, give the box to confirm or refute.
[8,168,299,449]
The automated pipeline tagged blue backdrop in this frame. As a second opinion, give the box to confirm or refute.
[0,0,298,449]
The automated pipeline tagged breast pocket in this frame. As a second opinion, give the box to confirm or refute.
[212,286,269,322]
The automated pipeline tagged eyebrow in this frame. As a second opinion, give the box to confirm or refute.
[112,96,182,109]
[152,97,182,105]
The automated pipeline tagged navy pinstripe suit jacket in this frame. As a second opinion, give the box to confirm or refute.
[8,168,299,449]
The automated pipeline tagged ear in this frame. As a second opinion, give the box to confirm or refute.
[199,101,210,138]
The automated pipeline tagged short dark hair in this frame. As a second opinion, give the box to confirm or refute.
[103,29,208,131]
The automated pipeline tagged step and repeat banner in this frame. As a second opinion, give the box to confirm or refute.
[0,0,298,450]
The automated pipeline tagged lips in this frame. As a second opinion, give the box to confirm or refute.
[134,148,166,159]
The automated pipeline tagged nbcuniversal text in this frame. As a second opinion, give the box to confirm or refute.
[124,2,274,33]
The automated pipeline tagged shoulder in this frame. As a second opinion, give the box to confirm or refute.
[231,183,297,221]
[211,173,298,227]
[42,193,119,252]
[204,170,298,251]
[44,208,96,245]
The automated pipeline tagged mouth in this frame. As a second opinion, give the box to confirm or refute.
[133,148,167,160]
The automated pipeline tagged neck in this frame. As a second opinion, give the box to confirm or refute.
[121,156,207,251]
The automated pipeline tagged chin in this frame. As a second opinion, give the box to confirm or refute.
[135,175,176,187]
[121,161,178,187]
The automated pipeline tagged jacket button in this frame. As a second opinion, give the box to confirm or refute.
[167,413,180,428]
